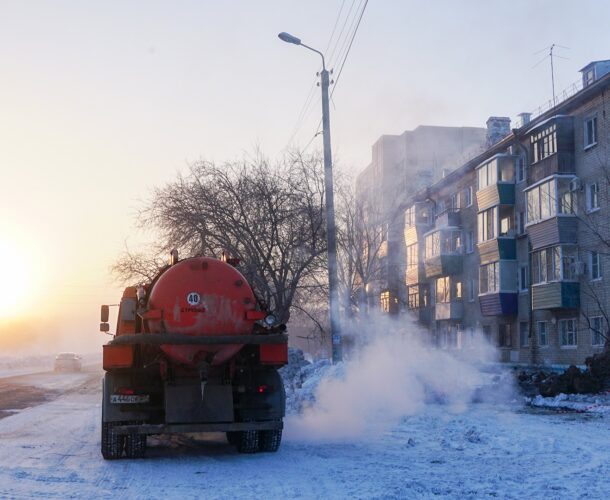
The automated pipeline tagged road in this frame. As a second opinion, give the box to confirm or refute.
[0,367,609,499]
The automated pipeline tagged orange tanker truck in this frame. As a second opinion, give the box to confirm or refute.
[99,252,287,459]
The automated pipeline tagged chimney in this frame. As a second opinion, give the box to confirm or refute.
[486,116,511,147]
[517,112,532,128]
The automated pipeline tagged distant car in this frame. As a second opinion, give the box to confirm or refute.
[54,352,82,372]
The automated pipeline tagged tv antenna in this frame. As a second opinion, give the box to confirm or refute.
[533,44,570,107]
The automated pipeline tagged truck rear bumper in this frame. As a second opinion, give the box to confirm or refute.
[113,420,283,435]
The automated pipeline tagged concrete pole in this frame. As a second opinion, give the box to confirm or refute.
[320,68,343,363]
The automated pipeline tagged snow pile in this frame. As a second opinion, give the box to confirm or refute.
[527,391,610,414]
[284,317,514,442]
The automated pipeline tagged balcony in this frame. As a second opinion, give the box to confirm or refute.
[435,209,461,228]
[531,282,580,310]
[479,292,518,316]
[477,237,516,265]
[405,265,422,286]
[526,216,577,250]
[404,202,432,245]
[424,254,463,279]
[435,301,463,321]
[527,116,575,185]
[408,306,432,325]
[476,183,515,211]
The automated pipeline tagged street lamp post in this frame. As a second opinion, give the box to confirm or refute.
[278,32,342,363]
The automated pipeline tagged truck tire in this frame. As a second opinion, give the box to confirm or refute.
[259,428,282,452]
[226,431,239,446]
[101,422,124,460]
[125,433,147,459]
[235,430,259,454]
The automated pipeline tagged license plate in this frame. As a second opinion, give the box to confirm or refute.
[110,394,150,404]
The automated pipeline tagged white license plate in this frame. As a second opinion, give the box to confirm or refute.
[110,394,150,404]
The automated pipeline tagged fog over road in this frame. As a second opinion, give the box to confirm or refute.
[0,366,609,498]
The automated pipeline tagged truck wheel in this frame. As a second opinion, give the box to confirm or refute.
[236,430,259,454]
[125,433,147,459]
[259,428,282,452]
[226,431,239,446]
[101,422,124,460]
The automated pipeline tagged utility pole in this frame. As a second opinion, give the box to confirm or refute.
[319,67,343,363]
[278,32,342,362]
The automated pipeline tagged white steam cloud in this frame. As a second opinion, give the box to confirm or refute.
[285,315,510,442]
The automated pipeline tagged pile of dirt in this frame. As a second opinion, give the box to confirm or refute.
[517,351,610,397]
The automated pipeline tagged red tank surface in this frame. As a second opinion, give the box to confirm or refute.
[145,257,263,366]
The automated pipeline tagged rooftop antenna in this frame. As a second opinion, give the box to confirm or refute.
[533,44,570,107]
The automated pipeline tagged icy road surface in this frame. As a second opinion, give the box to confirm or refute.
[0,369,609,499]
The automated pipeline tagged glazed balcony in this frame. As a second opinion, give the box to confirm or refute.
[477,236,516,266]
[476,154,517,211]
[532,282,580,310]
[435,209,461,228]
[435,301,463,321]
[423,228,463,278]
[479,292,518,316]
[424,254,463,279]
[527,216,577,251]
[527,116,575,185]
[404,202,432,245]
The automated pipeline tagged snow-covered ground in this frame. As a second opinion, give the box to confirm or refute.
[0,363,609,498]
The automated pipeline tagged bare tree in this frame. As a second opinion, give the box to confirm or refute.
[119,151,328,324]
[335,180,393,317]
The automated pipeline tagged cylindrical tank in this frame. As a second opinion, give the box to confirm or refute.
[145,257,261,366]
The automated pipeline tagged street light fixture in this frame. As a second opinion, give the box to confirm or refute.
[278,31,342,363]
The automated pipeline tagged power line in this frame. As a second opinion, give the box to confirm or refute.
[331,0,368,98]
[284,0,350,149]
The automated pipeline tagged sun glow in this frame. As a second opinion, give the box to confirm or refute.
[0,241,31,319]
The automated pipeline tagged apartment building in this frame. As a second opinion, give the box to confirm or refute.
[355,125,487,313]
[402,59,610,367]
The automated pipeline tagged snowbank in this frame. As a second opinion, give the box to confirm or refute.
[527,391,610,414]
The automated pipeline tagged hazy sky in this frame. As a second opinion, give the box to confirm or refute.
[1,0,609,353]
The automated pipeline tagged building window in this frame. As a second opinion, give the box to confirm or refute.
[531,245,577,284]
[498,324,512,347]
[537,321,548,346]
[584,116,598,149]
[526,176,577,224]
[516,211,526,235]
[466,231,474,253]
[449,192,460,211]
[516,156,525,183]
[520,321,529,347]
[519,265,529,291]
[464,186,473,207]
[477,160,497,190]
[468,279,475,302]
[586,182,599,212]
[380,291,390,313]
[479,261,499,294]
[425,232,440,258]
[406,244,418,270]
[590,251,601,280]
[405,206,415,228]
[407,286,419,309]
[531,124,557,163]
[584,68,595,87]
[455,281,462,300]
[436,277,450,303]
[559,319,577,347]
[591,316,604,346]
[478,206,497,242]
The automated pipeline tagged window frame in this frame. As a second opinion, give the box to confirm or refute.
[559,318,578,348]
[586,182,600,213]
[519,264,529,292]
[590,251,602,281]
[537,321,548,347]
[590,316,605,346]
[584,116,598,149]
[519,321,529,347]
